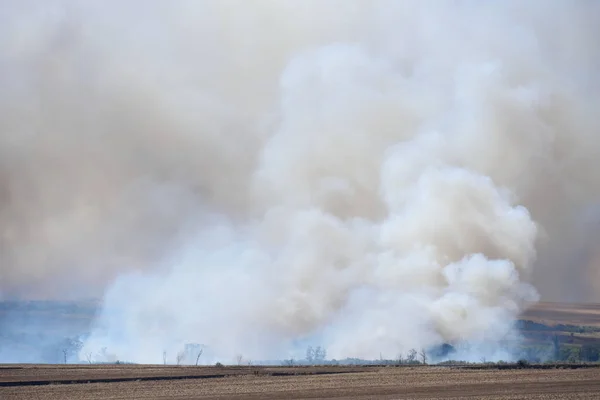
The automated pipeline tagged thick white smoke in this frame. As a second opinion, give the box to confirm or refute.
[1,0,599,362]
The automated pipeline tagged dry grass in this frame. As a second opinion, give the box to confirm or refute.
[2,365,600,399]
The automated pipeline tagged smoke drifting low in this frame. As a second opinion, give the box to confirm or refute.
[1,1,600,362]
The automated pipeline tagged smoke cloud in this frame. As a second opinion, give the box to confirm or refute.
[1,0,599,362]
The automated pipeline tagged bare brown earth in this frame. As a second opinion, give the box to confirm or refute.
[522,302,600,327]
[2,365,600,399]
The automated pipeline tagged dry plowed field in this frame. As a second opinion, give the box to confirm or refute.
[2,365,600,399]
[521,302,600,327]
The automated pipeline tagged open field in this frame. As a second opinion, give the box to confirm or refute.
[2,364,600,399]
[521,302,600,328]
[518,302,600,356]
[2,301,600,398]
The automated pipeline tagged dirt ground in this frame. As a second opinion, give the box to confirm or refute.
[2,365,600,400]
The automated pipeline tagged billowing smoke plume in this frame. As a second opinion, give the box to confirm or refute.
[1,0,599,362]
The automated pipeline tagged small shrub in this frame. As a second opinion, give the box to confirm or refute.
[215,362,224,367]
[517,359,529,368]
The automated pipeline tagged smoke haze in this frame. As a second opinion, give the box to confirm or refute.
[1,0,600,362]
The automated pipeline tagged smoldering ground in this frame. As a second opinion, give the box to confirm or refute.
[0,0,599,363]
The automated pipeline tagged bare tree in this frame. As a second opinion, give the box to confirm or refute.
[85,352,93,364]
[283,358,295,366]
[314,346,326,363]
[195,349,203,366]
[396,352,404,365]
[176,351,185,366]
[419,349,427,365]
[407,349,417,363]
[236,354,243,366]
[306,346,315,364]
[163,351,167,365]
[60,337,83,364]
